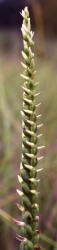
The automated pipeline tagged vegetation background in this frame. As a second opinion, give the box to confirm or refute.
[0,0,57,249]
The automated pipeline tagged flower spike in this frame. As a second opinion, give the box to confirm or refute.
[17,6,44,250]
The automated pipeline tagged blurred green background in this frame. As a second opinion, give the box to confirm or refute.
[0,0,57,249]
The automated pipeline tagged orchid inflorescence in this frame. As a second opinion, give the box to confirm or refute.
[16,6,45,250]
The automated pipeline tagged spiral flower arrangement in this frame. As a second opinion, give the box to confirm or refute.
[16,7,45,250]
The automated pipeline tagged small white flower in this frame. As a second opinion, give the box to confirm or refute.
[27,35,34,46]
[21,10,25,18]
[29,47,34,57]
[23,40,27,49]
[22,51,27,60]
[22,23,28,33]
[24,6,29,17]
[21,27,26,37]
[27,35,31,43]
[25,6,28,13]
[28,18,31,29]
[31,31,34,39]
[22,132,24,138]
